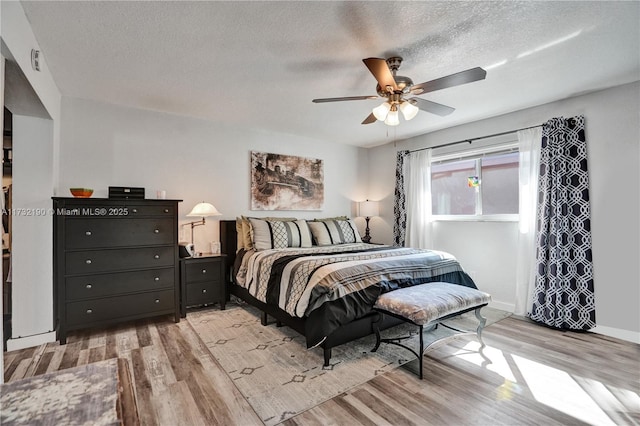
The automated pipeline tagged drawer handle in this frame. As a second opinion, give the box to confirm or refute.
[154,254,160,259]
[201,269,207,274]
[85,231,92,236]
[155,299,160,303]
[154,229,160,234]
[154,277,160,282]
[86,309,93,314]
[86,284,92,289]
[85,259,92,264]
[202,289,207,294]
[164,208,169,213]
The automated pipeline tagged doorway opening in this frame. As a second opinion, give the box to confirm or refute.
[2,107,11,350]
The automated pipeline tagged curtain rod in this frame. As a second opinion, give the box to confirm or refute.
[409,124,543,153]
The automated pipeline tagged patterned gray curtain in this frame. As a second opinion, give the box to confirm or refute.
[530,115,596,330]
[393,150,409,246]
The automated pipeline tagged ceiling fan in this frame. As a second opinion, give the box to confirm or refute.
[312,57,487,126]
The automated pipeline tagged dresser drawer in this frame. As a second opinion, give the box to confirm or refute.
[66,246,175,274]
[66,289,175,327]
[65,218,174,249]
[186,282,222,306]
[60,203,175,218]
[185,260,221,283]
[66,267,175,300]
[127,204,175,217]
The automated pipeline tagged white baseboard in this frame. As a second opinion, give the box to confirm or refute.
[6,331,57,351]
[488,300,515,312]
[592,325,640,344]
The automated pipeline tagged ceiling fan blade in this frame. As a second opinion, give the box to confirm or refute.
[361,113,377,125]
[312,95,378,103]
[410,67,487,95]
[362,58,398,93]
[409,98,456,116]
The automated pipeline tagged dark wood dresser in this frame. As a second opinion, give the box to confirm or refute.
[53,197,181,343]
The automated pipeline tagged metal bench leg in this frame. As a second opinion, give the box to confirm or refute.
[418,325,424,380]
[370,315,424,379]
[475,307,487,347]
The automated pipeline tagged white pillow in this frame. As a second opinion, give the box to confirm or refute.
[308,219,362,246]
[249,218,312,250]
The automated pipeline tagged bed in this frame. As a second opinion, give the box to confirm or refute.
[219,218,477,365]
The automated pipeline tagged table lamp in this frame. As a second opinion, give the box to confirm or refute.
[358,200,379,243]
[185,202,222,247]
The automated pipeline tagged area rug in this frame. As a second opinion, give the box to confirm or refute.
[187,301,510,425]
[0,359,121,425]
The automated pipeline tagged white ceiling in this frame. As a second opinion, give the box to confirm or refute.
[19,1,640,148]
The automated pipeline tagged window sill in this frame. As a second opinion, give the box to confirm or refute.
[432,214,519,222]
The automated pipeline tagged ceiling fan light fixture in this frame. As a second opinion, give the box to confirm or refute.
[372,102,391,121]
[400,100,419,121]
[384,106,400,126]
[312,57,487,127]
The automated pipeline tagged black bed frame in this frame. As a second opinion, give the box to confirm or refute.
[219,220,401,366]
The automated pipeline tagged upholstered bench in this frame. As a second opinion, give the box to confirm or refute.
[372,282,491,379]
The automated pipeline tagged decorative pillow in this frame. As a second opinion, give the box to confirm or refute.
[313,216,349,222]
[235,217,245,252]
[249,218,312,250]
[269,220,312,249]
[241,216,297,250]
[240,216,253,250]
[307,219,362,246]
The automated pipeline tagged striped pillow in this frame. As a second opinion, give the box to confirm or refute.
[241,215,297,250]
[308,219,362,246]
[249,218,312,250]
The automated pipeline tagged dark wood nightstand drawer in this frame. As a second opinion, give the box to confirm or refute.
[65,246,175,274]
[186,282,220,306]
[66,267,175,300]
[65,218,174,249]
[66,289,175,327]
[185,260,221,283]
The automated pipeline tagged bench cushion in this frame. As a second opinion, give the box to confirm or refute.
[374,282,491,326]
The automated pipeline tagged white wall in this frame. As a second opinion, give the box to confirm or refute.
[11,115,54,339]
[1,1,61,350]
[368,82,640,341]
[432,221,519,312]
[59,97,369,253]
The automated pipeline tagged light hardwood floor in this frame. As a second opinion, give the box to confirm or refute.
[4,313,639,425]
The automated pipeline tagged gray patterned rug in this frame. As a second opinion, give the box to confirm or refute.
[1,359,120,425]
[187,301,510,425]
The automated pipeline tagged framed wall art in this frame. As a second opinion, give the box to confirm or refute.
[250,151,324,210]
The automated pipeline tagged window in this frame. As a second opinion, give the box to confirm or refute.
[431,149,519,220]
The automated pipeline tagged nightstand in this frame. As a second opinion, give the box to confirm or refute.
[180,254,226,317]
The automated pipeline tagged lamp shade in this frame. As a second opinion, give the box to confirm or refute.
[359,200,379,218]
[187,202,222,217]
[384,108,399,126]
[372,102,391,121]
[400,100,419,121]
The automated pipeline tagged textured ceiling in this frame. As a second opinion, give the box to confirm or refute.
[18,1,640,147]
